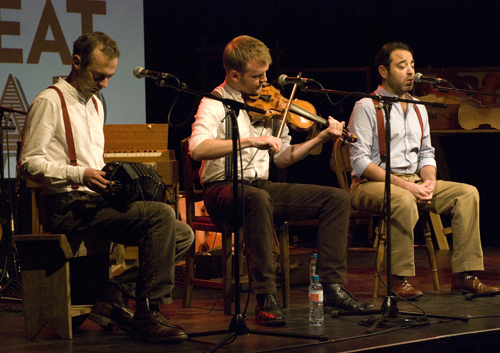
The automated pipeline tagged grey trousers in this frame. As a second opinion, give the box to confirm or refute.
[43,191,194,305]
[203,180,351,294]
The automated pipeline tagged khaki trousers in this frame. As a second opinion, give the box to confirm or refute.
[350,174,483,276]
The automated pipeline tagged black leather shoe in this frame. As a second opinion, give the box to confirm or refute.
[89,284,134,332]
[323,284,377,312]
[131,306,187,343]
[255,293,286,327]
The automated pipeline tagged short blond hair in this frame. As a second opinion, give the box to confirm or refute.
[223,35,272,73]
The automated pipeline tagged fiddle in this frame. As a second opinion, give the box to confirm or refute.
[245,83,356,144]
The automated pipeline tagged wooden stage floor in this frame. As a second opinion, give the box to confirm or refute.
[2,246,500,353]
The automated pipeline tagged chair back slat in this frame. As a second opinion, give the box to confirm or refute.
[330,138,354,192]
[180,137,204,225]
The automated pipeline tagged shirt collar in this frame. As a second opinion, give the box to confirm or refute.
[375,85,415,100]
[58,77,93,104]
[221,82,244,102]
[375,86,395,97]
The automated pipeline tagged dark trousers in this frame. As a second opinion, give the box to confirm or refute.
[203,180,350,294]
[42,191,194,305]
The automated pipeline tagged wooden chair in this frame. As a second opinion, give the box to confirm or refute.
[330,138,440,298]
[180,137,290,315]
[275,168,320,249]
[12,182,109,339]
[330,139,385,249]
[428,212,452,250]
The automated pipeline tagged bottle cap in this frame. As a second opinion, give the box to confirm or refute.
[312,253,317,259]
[312,275,319,281]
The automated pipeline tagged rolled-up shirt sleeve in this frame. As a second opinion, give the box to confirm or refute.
[415,107,436,173]
[189,96,225,154]
[348,100,378,178]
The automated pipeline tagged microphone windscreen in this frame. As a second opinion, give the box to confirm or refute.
[133,66,144,78]
[414,72,424,83]
[278,74,288,86]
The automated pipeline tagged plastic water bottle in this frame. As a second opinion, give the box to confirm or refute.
[309,253,317,282]
[309,274,324,326]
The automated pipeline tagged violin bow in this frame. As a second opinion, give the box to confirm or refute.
[276,72,302,138]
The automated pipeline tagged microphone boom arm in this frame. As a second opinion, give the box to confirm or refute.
[303,87,448,108]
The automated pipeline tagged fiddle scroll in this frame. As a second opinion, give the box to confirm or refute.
[340,126,357,145]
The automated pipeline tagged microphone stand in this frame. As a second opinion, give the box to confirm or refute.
[149,78,328,351]
[191,101,328,352]
[364,94,474,332]
[430,82,500,99]
[300,85,468,328]
[367,96,399,329]
[0,107,23,296]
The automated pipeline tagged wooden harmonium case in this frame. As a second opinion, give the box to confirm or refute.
[103,124,178,186]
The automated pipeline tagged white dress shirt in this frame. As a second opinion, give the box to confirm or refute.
[18,78,105,195]
[189,82,291,184]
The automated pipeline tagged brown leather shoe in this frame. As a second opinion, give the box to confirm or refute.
[89,284,134,332]
[392,278,423,300]
[451,272,500,295]
[131,306,187,343]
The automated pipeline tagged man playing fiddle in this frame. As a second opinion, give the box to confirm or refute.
[189,35,376,326]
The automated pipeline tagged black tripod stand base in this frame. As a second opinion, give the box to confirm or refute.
[398,310,470,322]
[465,291,500,301]
[360,295,471,334]
[188,314,249,339]
[364,296,400,333]
[188,313,329,352]
[331,309,382,318]
[187,314,248,353]
[246,328,328,341]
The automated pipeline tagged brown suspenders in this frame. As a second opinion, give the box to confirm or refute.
[370,95,424,162]
[48,85,99,189]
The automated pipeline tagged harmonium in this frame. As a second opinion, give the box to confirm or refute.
[103,124,178,206]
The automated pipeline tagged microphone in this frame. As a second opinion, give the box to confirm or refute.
[133,66,175,80]
[414,72,446,84]
[278,74,313,86]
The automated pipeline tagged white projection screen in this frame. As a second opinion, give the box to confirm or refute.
[0,0,145,178]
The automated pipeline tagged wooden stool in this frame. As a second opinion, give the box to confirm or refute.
[13,233,109,339]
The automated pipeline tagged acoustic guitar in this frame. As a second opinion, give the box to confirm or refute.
[458,98,500,130]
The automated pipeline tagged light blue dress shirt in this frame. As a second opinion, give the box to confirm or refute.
[348,86,436,179]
